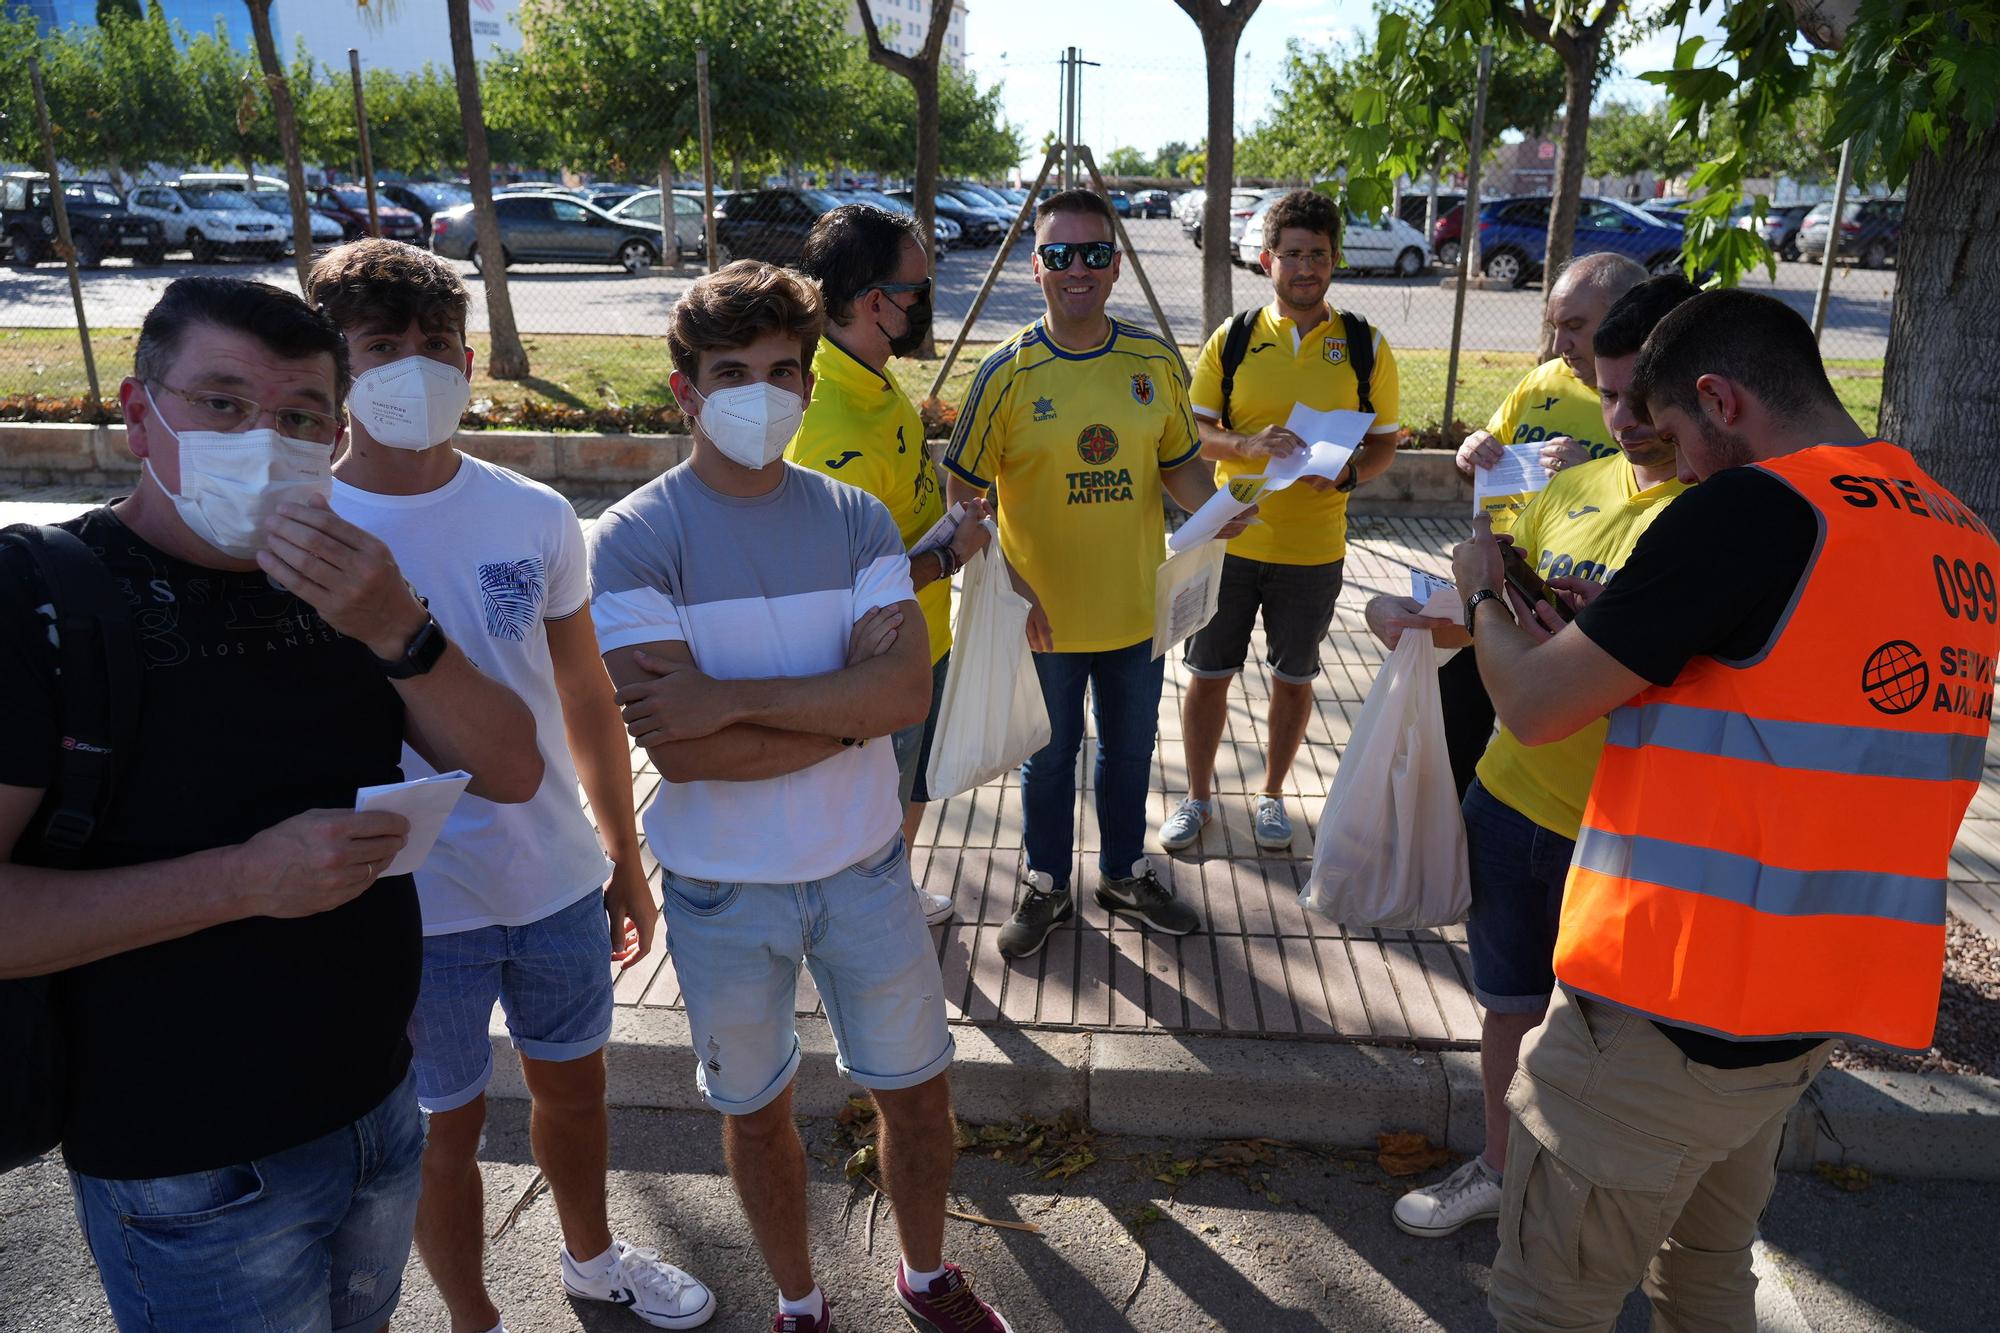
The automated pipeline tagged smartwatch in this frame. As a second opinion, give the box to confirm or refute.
[376,610,448,679]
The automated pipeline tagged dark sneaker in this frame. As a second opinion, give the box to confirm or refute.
[1094,858,1200,935]
[773,1298,834,1333]
[996,870,1073,959]
[896,1263,1015,1333]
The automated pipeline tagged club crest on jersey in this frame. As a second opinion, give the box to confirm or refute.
[1032,395,1057,422]
[1323,337,1348,366]
[1076,423,1120,464]
[1130,373,1154,406]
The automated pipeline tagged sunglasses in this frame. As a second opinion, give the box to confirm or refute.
[874,279,932,301]
[1036,241,1116,271]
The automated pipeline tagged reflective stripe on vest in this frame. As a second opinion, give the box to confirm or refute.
[1554,441,2000,1050]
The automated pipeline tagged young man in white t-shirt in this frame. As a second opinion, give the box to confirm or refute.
[312,241,713,1331]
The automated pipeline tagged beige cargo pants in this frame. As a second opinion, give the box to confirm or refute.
[1488,988,1830,1332]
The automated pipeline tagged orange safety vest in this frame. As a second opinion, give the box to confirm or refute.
[1554,441,1999,1049]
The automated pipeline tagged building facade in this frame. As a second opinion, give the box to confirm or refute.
[848,0,968,70]
[5,0,525,69]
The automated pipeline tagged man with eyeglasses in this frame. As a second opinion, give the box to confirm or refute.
[944,187,1250,962]
[1161,188,1404,855]
[0,276,542,1329]
[788,205,992,921]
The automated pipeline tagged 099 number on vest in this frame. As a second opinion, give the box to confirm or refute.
[1933,555,1998,623]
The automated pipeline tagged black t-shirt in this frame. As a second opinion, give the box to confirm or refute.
[1573,466,1829,1069]
[1,508,422,1179]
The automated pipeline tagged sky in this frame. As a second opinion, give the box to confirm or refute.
[961,0,1727,177]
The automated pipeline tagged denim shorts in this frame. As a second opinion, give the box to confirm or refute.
[1184,554,1345,684]
[1463,779,1577,1013]
[408,887,616,1113]
[660,834,954,1115]
[70,1068,425,1333]
[891,651,952,806]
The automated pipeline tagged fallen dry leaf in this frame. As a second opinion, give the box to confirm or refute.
[1375,1131,1454,1178]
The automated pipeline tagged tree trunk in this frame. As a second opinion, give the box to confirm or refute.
[912,66,941,358]
[1425,147,1442,243]
[657,154,676,269]
[1883,123,2000,528]
[244,0,315,293]
[446,0,529,379]
[1539,39,1596,358]
[1198,22,1240,334]
[731,159,743,192]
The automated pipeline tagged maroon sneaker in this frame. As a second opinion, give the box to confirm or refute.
[772,1298,833,1333]
[895,1263,1015,1333]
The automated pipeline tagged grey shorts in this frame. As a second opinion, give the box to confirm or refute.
[1184,554,1345,685]
[891,651,952,804]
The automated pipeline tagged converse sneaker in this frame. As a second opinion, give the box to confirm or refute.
[773,1299,834,1333]
[1392,1156,1502,1238]
[1094,859,1200,935]
[921,891,955,926]
[1158,797,1210,851]
[896,1262,1015,1333]
[562,1238,715,1328]
[996,870,1073,959]
[1252,794,1294,850]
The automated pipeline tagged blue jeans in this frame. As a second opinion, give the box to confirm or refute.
[1463,779,1577,1014]
[70,1069,425,1333]
[1021,639,1167,884]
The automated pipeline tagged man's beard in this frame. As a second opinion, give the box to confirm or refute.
[1695,416,1757,474]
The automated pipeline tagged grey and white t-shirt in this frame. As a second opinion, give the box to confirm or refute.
[589,462,913,883]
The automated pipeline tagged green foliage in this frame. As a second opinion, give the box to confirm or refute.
[1103,145,1151,176]
[98,0,144,22]
[1586,100,1700,179]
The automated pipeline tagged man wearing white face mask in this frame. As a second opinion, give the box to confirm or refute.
[312,242,713,1332]
[590,262,1015,1333]
[0,276,543,1331]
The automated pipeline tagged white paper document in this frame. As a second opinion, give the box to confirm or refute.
[1168,475,1268,553]
[1409,567,1455,604]
[910,501,967,556]
[1473,443,1551,523]
[1151,540,1229,659]
[1257,405,1376,492]
[355,770,473,877]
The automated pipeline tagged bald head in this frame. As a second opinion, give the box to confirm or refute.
[1547,253,1647,383]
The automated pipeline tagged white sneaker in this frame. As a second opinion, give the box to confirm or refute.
[562,1238,716,1328]
[1252,795,1293,850]
[922,891,955,925]
[1392,1156,1503,1238]
[1159,797,1210,851]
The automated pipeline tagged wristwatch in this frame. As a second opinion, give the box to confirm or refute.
[1335,461,1359,493]
[1464,588,1509,636]
[376,608,448,679]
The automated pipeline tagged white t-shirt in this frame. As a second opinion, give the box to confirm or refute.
[588,463,911,884]
[333,456,612,934]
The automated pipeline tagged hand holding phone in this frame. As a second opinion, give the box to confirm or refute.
[1501,544,1574,625]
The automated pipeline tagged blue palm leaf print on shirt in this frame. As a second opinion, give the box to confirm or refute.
[478,556,545,640]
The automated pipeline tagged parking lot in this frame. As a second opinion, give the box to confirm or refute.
[0,216,1896,359]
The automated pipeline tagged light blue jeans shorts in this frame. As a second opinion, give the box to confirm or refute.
[660,834,954,1114]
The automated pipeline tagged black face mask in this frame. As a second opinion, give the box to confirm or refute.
[883,291,932,358]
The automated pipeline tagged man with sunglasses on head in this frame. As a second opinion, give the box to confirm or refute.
[1162,188,1403,855]
[0,276,542,1330]
[944,188,1252,962]
[789,205,993,923]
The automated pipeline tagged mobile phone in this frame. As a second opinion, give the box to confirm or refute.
[1501,544,1574,623]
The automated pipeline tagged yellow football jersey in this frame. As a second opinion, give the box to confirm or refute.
[1188,302,1402,566]
[944,317,1199,654]
[1479,358,1618,534]
[1475,455,1686,838]
[787,339,951,664]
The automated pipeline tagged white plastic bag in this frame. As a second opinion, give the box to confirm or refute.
[1299,629,1470,930]
[924,528,1051,800]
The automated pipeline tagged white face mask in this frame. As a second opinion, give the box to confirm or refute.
[689,381,804,470]
[346,355,471,451]
[143,386,333,559]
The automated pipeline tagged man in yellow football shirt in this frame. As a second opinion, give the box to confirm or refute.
[789,205,992,925]
[1162,189,1404,853]
[1367,275,1699,1241]
[944,189,1251,961]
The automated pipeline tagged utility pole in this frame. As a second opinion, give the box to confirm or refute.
[1441,43,1492,440]
[696,42,719,273]
[1811,138,1853,341]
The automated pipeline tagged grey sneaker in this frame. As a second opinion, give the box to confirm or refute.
[997,871,1073,959]
[1392,1156,1502,1238]
[1158,797,1210,852]
[1252,795,1294,850]
[1094,859,1200,935]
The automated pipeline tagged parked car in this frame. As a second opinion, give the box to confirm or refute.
[1398,191,1463,233]
[1106,189,1133,217]
[494,180,581,198]
[1130,189,1174,219]
[2,172,164,268]
[1797,197,1902,268]
[176,174,345,248]
[310,187,423,244]
[377,181,474,239]
[891,190,1003,246]
[579,183,644,210]
[832,188,962,249]
[1233,202,1429,277]
[940,185,1014,230]
[1226,187,1292,255]
[430,192,666,273]
[1185,187,1265,251]
[125,182,287,261]
[1468,195,1685,287]
[1432,201,1466,266]
[946,180,1016,215]
[1735,201,1814,261]
[607,188,708,262]
[708,188,856,265]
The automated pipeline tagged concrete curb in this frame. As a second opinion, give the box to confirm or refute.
[488,1011,2000,1181]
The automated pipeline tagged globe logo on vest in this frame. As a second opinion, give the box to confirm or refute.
[1861,640,1930,715]
[1076,424,1119,465]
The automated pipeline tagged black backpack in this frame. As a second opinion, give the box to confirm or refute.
[0,523,140,1173]
[1216,306,1376,428]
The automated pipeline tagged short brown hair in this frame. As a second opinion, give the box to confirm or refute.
[1034,187,1114,234]
[306,238,470,339]
[1262,189,1340,253]
[668,260,824,381]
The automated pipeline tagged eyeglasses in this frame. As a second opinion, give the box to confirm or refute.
[1036,241,1116,271]
[1271,248,1335,268]
[147,380,341,445]
[874,279,932,301]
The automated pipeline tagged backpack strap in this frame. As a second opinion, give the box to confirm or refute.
[0,524,140,866]
[1215,308,1260,431]
[1338,309,1376,419]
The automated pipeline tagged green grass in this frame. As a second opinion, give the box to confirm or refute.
[0,326,1884,437]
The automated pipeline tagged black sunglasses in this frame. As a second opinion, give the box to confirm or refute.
[1037,241,1116,271]
[874,279,932,300]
